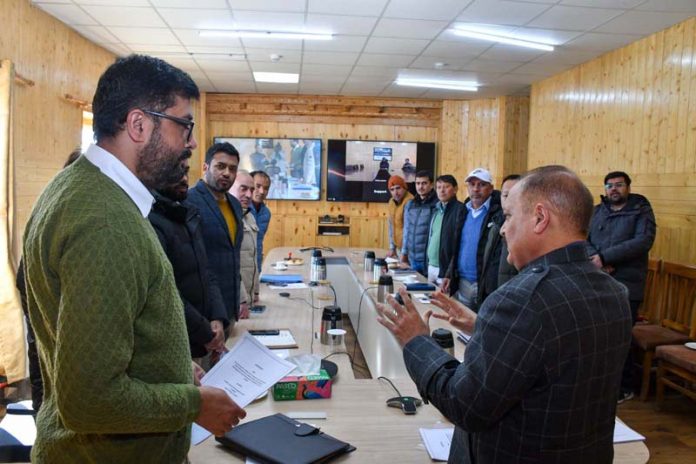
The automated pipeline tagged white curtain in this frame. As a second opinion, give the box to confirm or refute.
[0,59,26,384]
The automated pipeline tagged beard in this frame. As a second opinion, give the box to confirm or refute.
[137,128,191,191]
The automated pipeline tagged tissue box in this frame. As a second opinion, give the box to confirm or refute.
[272,369,332,401]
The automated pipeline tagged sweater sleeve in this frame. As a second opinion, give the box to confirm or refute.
[54,223,200,434]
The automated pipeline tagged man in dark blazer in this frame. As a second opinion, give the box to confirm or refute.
[187,142,244,329]
[377,166,632,464]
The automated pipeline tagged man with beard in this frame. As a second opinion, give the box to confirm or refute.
[149,157,228,366]
[187,142,244,327]
[22,55,245,463]
[588,171,656,402]
[401,170,438,275]
[386,175,414,258]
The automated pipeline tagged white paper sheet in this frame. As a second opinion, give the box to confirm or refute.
[419,427,454,461]
[191,333,296,445]
[613,419,646,443]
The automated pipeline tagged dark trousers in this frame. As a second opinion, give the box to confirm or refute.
[621,299,641,393]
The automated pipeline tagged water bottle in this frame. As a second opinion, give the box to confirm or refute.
[310,249,323,281]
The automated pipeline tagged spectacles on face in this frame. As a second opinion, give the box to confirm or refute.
[142,109,195,143]
[605,182,626,189]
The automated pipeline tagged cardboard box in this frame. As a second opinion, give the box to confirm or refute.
[272,369,332,401]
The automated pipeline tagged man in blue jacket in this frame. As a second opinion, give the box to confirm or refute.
[588,170,656,402]
[401,170,438,275]
[187,142,244,329]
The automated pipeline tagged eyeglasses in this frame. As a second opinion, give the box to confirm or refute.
[142,109,195,143]
[604,182,626,189]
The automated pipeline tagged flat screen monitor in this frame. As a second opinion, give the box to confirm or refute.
[213,137,321,201]
[326,140,436,202]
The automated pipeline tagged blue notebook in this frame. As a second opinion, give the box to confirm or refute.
[260,274,304,284]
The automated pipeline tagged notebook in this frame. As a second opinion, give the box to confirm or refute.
[216,413,355,464]
[251,329,298,349]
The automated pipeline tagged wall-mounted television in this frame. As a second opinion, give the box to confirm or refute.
[326,140,436,202]
[213,137,322,201]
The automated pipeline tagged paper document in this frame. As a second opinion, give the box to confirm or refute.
[192,333,296,445]
[420,427,454,461]
[252,329,298,349]
[269,283,309,290]
[613,419,646,443]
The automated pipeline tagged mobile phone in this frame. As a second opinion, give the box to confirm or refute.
[250,305,266,314]
[249,329,279,336]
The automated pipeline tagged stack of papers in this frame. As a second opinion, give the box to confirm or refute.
[252,329,298,349]
[419,427,454,461]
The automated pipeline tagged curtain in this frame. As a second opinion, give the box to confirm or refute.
[0,59,26,384]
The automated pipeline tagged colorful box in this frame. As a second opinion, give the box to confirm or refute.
[272,369,333,401]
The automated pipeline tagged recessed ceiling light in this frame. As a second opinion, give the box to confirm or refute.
[452,27,554,51]
[200,30,333,41]
[253,72,299,84]
[396,77,478,92]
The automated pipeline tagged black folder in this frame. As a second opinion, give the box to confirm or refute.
[215,413,356,464]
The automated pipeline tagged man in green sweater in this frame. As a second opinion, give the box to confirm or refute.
[22,55,245,463]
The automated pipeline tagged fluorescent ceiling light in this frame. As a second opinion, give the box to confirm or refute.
[396,78,478,92]
[200,30,332,41]
[452,28,554,51]
[253,72,299,84]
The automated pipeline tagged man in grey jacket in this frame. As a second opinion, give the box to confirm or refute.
[588,170,656,402]
[401,170,438,275]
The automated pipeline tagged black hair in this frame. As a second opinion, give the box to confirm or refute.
[502,174,522,184]
[250,170,271,183]
[92,55,199,142]
[415,170,434,182]
[603,171,631,186]
[64,148,82,168]
[205,142,239,164]
[436,174,458,188]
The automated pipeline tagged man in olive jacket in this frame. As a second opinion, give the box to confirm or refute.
[588,170,656,400]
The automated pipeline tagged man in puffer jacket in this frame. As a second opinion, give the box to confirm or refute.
[230,170,260,319]
[401,170,438,275]
[588,170,656,402]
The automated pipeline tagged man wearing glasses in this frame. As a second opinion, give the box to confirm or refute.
[22,55,245,463]
[588,170,656,403]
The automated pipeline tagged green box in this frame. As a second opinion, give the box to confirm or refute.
[272,369,333,401]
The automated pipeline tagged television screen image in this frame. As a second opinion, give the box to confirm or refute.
[213,137,322,201]
[327,140,436,202]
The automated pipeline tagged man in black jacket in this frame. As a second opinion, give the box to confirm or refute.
[426,175,464,284]
[442,168,504,310]
[588,170,656,402]
[149,158,228,363]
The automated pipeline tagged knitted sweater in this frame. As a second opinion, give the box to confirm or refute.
[23,157,200,463]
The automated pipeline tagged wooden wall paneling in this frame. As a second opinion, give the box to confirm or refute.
[529,17,696,266]
[349,216,385,248]
[282,215,317,248]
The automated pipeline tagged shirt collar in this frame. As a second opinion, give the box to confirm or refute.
[466,195,491,213]
[83,144,154,218]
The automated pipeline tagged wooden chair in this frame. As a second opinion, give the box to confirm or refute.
[632,261,696,400]
[637,258,663,323]
[655,345,696,407]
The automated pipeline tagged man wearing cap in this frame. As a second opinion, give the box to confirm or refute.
[386,175,414,258]
[443,168,504,310]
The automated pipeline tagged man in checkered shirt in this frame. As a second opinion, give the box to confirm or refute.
[378,166,632,464]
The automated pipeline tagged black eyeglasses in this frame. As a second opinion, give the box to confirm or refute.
[142,109,195,143]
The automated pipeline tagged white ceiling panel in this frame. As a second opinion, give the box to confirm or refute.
[350,66,401,78]
[248,62,301,73]
[304,15,379,36]
[301,74,351,85]
[239,37,303,50]
[383,0,471,21]
[527,5,624,31]
[153,56,201,72]
[563,32,645,52]
[307,0,389,17]
[101,43,134,57]
[372,18,449,40]
[559,0,645,7]
[244,49,302,63]
[228,0,306,12]
[108,27,179,46]
[229,11,305,30]
[35,3,97,25]
[594,11,695,35]
[151,0,228,7]
[209,81,257,93]
[299,83,343,95]
[457,0,552,26]
[128,44,188,54]
[254,82,300,93]
[195,59,251,72]
[477,44,548,62]
[504,27,583,46]
[636,0,696,13]
[185,46,247,55]
[80,5,167,28]
[158,9,234,30]
[511,60,575,75]
[381,83,429,98]
[72,0,148,5]
[421,40,491,58]
[409,56,474,70]
[74,25,121,45]
[302,51,360,65]
[357,53,416,67]
[303,36,369,53]
[33,0,72,3]
[173,29,243,48]
[460,59,526,73]
[301,64,353,77]
[364,37,430,55]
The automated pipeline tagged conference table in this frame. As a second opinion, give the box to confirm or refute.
[190,247,649,463]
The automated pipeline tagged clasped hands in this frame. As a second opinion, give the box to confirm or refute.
[376,287,477,347]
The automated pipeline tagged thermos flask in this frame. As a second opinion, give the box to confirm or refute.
[377,275,394,303]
